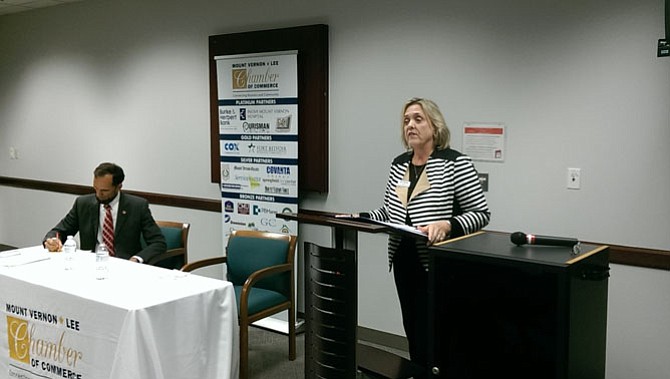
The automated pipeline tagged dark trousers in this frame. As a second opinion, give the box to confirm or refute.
[393,239,430,376]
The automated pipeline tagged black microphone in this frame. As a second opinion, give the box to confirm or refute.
[510,231,579,247]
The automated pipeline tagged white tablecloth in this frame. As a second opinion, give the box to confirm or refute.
[0,246,239,379]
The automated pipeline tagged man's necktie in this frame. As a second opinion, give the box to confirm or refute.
[103,204,115,256]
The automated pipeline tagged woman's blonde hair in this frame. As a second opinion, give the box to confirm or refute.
[400,97,450,150]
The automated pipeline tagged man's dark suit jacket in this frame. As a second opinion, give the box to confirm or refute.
[43,192,166,262]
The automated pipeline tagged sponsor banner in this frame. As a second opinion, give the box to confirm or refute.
[216,51,298,242]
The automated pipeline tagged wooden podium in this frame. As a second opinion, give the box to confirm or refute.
[428,232,609,379]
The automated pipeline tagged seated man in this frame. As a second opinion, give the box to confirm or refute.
[43,162,166,263]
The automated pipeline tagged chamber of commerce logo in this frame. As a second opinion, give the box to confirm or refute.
[5,303,84,379]
[232,69,248,89]
[6,312,84,378]
[7,315,30,364]
[231,61,280,90]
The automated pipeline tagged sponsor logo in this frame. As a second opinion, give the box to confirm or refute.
[232,175,261,189]
[223,142,240,151]
[261,177,296,186]
[221,164,230,181]
[219,108,237,127]
[232,165,260,172]
[237,203,250,215]
[252,205,276,215]
[221,183,242,190]
[224,201,234,212]
[266,166,291,175]
[275,115,291,132]
[240,108,246,120]
[247,143,288,156]
[242,122,270,133]
[261,218,277,227]
[249,176,261,189]
[265,186,290,195]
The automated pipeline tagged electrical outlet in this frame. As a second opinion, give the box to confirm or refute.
[567,168,581,190]
[658,39,669,57]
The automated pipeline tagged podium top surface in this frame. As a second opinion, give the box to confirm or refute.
[276,210,392,234]
[277,211,431,240]
[431,231,608,267]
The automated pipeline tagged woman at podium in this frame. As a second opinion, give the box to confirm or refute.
[358,97,490,374]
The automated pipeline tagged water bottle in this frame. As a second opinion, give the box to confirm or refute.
[63,235,76,270]
[95,243,110,280]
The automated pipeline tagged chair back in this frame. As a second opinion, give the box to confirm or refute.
[144,221,190,269]
[226,229,295,297]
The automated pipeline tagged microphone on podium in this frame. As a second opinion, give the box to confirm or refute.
[510,231,580,248]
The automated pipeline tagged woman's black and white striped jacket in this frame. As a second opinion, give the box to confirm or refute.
[363,148,491,269]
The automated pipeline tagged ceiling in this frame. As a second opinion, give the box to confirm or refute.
[0,0,84,16]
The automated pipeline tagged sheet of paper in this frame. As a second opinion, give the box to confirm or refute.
[332,215,428,239]
[0,245,52,267]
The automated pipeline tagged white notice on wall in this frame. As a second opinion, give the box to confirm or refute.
[462,122,506,162]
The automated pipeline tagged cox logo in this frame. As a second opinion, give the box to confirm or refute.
[224,143,239,151]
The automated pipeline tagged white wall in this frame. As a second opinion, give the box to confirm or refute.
[1,0,668,378]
